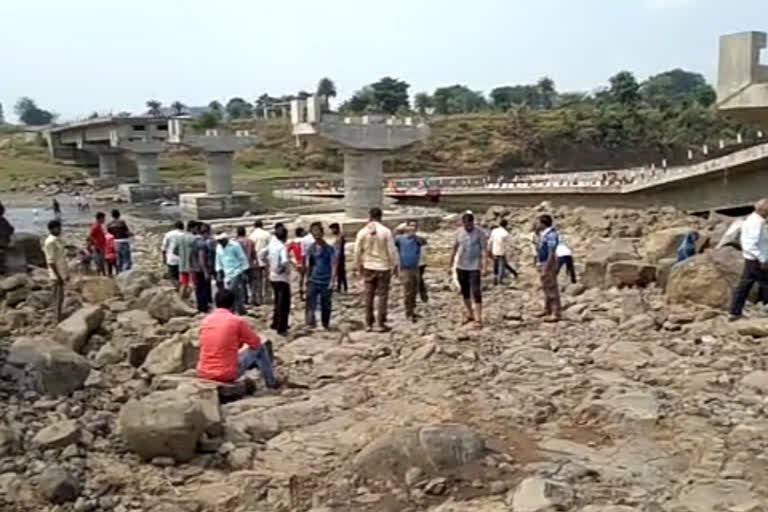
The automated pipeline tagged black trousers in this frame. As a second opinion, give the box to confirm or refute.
[194,271,212,313]
[418,265,428,303]
[336,259,348,292]
[271,281,291,334]
[730,259,768,315]
[557,255,577,284]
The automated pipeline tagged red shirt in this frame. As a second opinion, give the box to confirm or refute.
[89,222,106,251]
[196,308,261,382]
[287,241,303,267]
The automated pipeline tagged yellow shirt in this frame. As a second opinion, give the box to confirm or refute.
[44,234,68,281]
[354,222,397,271]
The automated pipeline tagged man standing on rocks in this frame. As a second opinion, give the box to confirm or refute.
[730,199,768,320]
[330,222,348,293]
[178,221,199,299]
[193,223,214,313]
[0,201,14,275]
[161,221,185,288]
[488,219,518,285]
[248,220,271,306]
[556,236,577,284]
[215,232,249,316]
[264,223,291,335]
[288,227,307,301]
[355,208,398,332]
[235,226,255,306]
[536,214,561,322]
[44,219,67,323]
[88,212,107,276]
[107,209,133,273]
[449,212,487,327]
[197,288,278,389]
[395,220,426,322]
[305,223,337,329]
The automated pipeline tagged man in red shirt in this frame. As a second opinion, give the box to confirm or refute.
[88,212,107,275]
[197,288,277,388]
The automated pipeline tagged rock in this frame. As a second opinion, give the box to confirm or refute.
[118,388,213,462]
[742,371,768,394]
[4,286,29,307]
[735,319,768,338]
[621,289,648,321]
[644,227,694,263]
[114,268,155,298]
[353,423,486,479]
[666,247,744,309]
[54,305,105,353]
[11,232,46,267]
[508,477,573,512]
[606,261,656,288]
[80,276,119,303]
[94,343,122,367]
[145,288,197,322]
[127,342,153,367]
[141,335,199,376]
[33,419,81,448]
[583,239,638,288]
[37,465,80,504]
[0,273,28,292]
[4,337,91,396]
[656,257,677,290]
[0,424,19,456]
[409,343,436,361]
[715,218,744,250]
[116,309,157,328]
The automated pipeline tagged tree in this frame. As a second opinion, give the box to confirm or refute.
[413,92,433,115]
[194,111,220,130]
[555,91,591,107]
[170,101,186,116]
[641,69,716,107]
[14,97,54,125]
[432,85,487,114]
[146,99,162,117]
[339,86,375,113]
[607,71,640,106]
[317,77,337,110]
[207,100,224,120]
[370,77,410,114]
[537,77,557,109]
[225,97,252,119]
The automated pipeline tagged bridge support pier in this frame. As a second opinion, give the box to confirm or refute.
[98,151,119,179]
[136,152,161,184]
[206,151,234,194]
[343,151,384,218]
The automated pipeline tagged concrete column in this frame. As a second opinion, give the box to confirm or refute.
[98,153,118,178]
[136,152,161,184]
[206,151,233,195]
[343,151,383,218]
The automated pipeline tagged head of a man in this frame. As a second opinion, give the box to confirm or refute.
[236,226,246,238]
[111,209,120,220]
[275,224,288,242]
[406,219,418,234]
[174,220,184,231]
[538,214,553,231]
[96,212,106,225]
[500,219,508,229]
[48,219,62,237]
[187,220,198,233]
[311,222,324,242]
[295,227,306,238]
[369,207,383,222]
[0,201,5,217]
[755,199,768,218]
[216,233,229,247]
[214,288,236,312]
[462,212,475,232]
[329,222,340,235]
[253,220,264,229]
[200,223,211,238]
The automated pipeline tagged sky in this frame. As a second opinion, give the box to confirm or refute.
[1,0,766,121]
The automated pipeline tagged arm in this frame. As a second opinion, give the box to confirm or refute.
[330,248,338,289]
[354,230,364,271]
[387,232,398,273]
[215,246,224,282]
[161,234,169,265]
[448,241,458,271]
[198,246,209,277]
[238,318,262,350]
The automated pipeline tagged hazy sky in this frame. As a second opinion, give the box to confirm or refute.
[1,0,766,121]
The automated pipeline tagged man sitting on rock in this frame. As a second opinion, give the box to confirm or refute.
[197,288,278,389]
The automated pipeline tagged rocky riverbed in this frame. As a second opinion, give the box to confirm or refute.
[1,203,767,512]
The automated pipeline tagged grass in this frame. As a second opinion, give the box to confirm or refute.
[0,155,80,187]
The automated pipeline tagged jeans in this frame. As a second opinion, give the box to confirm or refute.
[225,273,247,315]
[306,280,332,328]
[401,267,420,318]
[271,281,291,334]
[238,346,277,388]
[250,266,267,306]
[730,259,768,316]
[363,268,392,328]
[493,255,518,284]
[194,271,212,313]
[418,265,428,303]
[115,240,132,272]
[557,255,577,284]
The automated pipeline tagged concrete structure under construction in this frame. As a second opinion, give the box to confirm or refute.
[291,95,430,218]
[718,31,768,127]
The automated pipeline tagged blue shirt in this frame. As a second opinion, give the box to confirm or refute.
[537,227,559,264]
[395,234,423,269]
[307,242,336,284]
[215,241,249,283]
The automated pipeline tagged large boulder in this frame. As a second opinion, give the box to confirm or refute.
[644,227,694,263]
[32,420,81,449]
[3,337,91,396]
[36,465,80,504]
[715,218,744,250]
[0,274,28,293]
[115,269,155,298]
[656,257,678,290]
[11,232,45,267]
[118,387,219,462]
[145,288,197,322]
[54,305,104,353]
[142,335,199,376]
[666,247,744,309]
[583,239,638,288]
[80,276,119,303]
[605,261,656,288]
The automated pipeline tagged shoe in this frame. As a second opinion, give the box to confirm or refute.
[728,314,744,322]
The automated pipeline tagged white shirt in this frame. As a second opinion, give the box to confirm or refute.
[161,229,184,266]
[740,212,768,263]
[556,241,572,258]
[248,227,272,267]
[265,237,291,283]
[488,227,509,257]
[300,233,315,258]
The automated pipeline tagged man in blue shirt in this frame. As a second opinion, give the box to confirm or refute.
[536,214,561,322]
[215,233,249,315]
[305,223,337,329]
[395,220,427,322]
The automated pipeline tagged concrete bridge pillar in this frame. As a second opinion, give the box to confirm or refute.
[206,151,233,195]
[136,152,161,184]
[98,152,118,178]
[343,151,383,218]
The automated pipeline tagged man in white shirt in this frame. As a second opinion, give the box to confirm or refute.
[488,219,518,286]
[556,238,577,284]
[263,224,291,335]
[161,221,185,289]
[730,199,768,320]
[248,220,272,306]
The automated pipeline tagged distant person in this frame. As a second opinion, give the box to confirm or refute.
[235,226,255,305]
[215,232,249,316]
[449,212,487,327]
[676,231,699,263]
[248,220,272,306]
[52,198,62,220]
[556,236,577,284]
[488,219,518,285]
[104,231,117,276]
[74,192,89,212]
[44,219,67,323]
[264,223,291,335]
[536,214,561,322]
[329,223,348,293]
[730,199,768,320]
[88,212,107,276]
[417,226,429,303]
[304,223,337,329]
[0,201,14,275]
[107,209,133,272]
[196,288,277,389]
[354,208,398,332]
[287,227,307,301]
[193,223,214,313]
[161,220,185,288]
[395,220,426,322]
[178,220,199,299]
